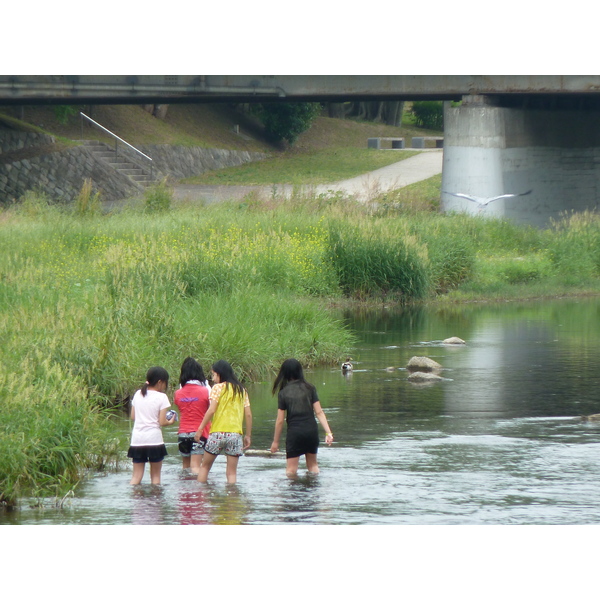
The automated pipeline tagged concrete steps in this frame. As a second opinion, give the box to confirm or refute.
[82,140,154,188]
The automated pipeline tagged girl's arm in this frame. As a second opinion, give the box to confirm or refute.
[243,405,252,450]
[158,407,175,426]
[270,409,286,453]
[194,399,218,442]
[313,401,333,445]
[130,406,136,421]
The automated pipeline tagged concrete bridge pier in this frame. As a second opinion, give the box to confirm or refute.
[441,95,600,227]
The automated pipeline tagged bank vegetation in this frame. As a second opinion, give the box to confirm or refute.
[4,175,600,507]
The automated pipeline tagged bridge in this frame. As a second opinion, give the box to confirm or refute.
[3,75,600,226]
[1,75,600,105]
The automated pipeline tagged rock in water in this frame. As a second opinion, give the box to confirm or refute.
[407,356,442,371]
[407,371,443,382]
[443,337,466,345]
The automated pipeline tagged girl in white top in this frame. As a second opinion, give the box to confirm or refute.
[127,366,176,484]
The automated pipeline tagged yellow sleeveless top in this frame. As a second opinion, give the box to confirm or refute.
[209,382,250,434]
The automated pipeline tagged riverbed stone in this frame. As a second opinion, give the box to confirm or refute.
[407,371,444,382]
[407,356,442,371]
[443,337,466,344]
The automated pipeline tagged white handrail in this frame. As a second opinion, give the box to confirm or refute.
[80,112,153,178]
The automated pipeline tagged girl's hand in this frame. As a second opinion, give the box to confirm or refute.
[194,432,201,443]
[270,442,279,453]
[243,435,251,450]
[325,433,333,446]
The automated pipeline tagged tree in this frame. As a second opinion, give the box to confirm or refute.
[251,102,322,145]
[410,101,444,130]
[327,101,404,127]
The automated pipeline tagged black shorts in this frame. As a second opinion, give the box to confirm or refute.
[286,427,319,459]
[127,444,168,463]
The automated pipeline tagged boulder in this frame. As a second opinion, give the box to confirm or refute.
[407,371,443,382]
[407,356,442,371]
[443,336,466,345]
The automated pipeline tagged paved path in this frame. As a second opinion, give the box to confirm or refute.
[173,149,443,204]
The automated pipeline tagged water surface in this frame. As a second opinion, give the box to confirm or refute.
[3,297,600,525]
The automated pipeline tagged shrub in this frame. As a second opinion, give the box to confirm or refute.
[251,102,322,145]
[53,105,78,125]
[75,178,101,216]
[144,179,173,212]
[327,223,429,301]
[427,239,475,293]
[18,189,55,217]
[411,101,444,130]
[546,210,600,282]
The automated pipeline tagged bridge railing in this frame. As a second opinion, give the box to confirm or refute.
[79,112,153,179]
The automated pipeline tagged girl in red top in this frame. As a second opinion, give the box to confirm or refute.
[174,357,211,474]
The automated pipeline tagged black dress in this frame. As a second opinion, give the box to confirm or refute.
[278,380,320,459]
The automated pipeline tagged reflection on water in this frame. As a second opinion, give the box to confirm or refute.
[4,297,600,525]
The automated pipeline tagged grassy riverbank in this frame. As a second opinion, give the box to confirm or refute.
[4,184,600,505]
[4,103,600,507]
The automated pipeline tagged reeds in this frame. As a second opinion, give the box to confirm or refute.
[4,190,600,503]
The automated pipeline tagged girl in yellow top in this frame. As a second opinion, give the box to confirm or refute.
[194,360,252,484]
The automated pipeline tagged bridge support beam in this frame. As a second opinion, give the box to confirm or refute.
[441,95,600,227]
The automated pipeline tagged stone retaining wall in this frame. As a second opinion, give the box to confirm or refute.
[0,145,141,205]
[138,144,266,180]
[0,131,56,154]
[0,131,268,206]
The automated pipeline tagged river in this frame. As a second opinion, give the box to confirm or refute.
[3,297,600,526]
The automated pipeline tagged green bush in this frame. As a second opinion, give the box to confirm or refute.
[327,223,429,301]
[53,105,78,125]
[427,239,475,293]
[251,102,322,145]
[144,179,173,212]
[546,210,600,282]
[411,101,444,130]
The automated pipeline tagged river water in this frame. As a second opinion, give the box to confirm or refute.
[3,297,600,526]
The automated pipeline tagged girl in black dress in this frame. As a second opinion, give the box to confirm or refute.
[270,358,333,477]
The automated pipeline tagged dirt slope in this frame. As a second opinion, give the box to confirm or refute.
[1,103,439,156]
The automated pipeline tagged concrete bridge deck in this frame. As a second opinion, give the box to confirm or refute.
[2,75,600,105]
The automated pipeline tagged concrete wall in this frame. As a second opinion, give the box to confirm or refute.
[137,144,266,180]
[0,132,267,206]
[441,98,600,227]
[0,144,141,205]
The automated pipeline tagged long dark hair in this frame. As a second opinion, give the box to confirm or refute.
[211,360,245,397]
[141,366,169,397]
[272,358,314,395]
[179,356,207,387]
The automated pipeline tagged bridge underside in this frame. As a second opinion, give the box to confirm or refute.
[2,75,600,105]
[3,76,600,227]
[442,95,600,227]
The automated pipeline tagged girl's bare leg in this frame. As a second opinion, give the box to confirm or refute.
[197,452,217,483]
[130,462,145,485]
[225,455,239,484]
[305,453,320,474]
[150,461,162,484]
[190,453,203,475]
[182,456,191,469]
[286,457,300,477]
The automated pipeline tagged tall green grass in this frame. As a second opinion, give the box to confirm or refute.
[4,188,600,505]
[0,358,120,506]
